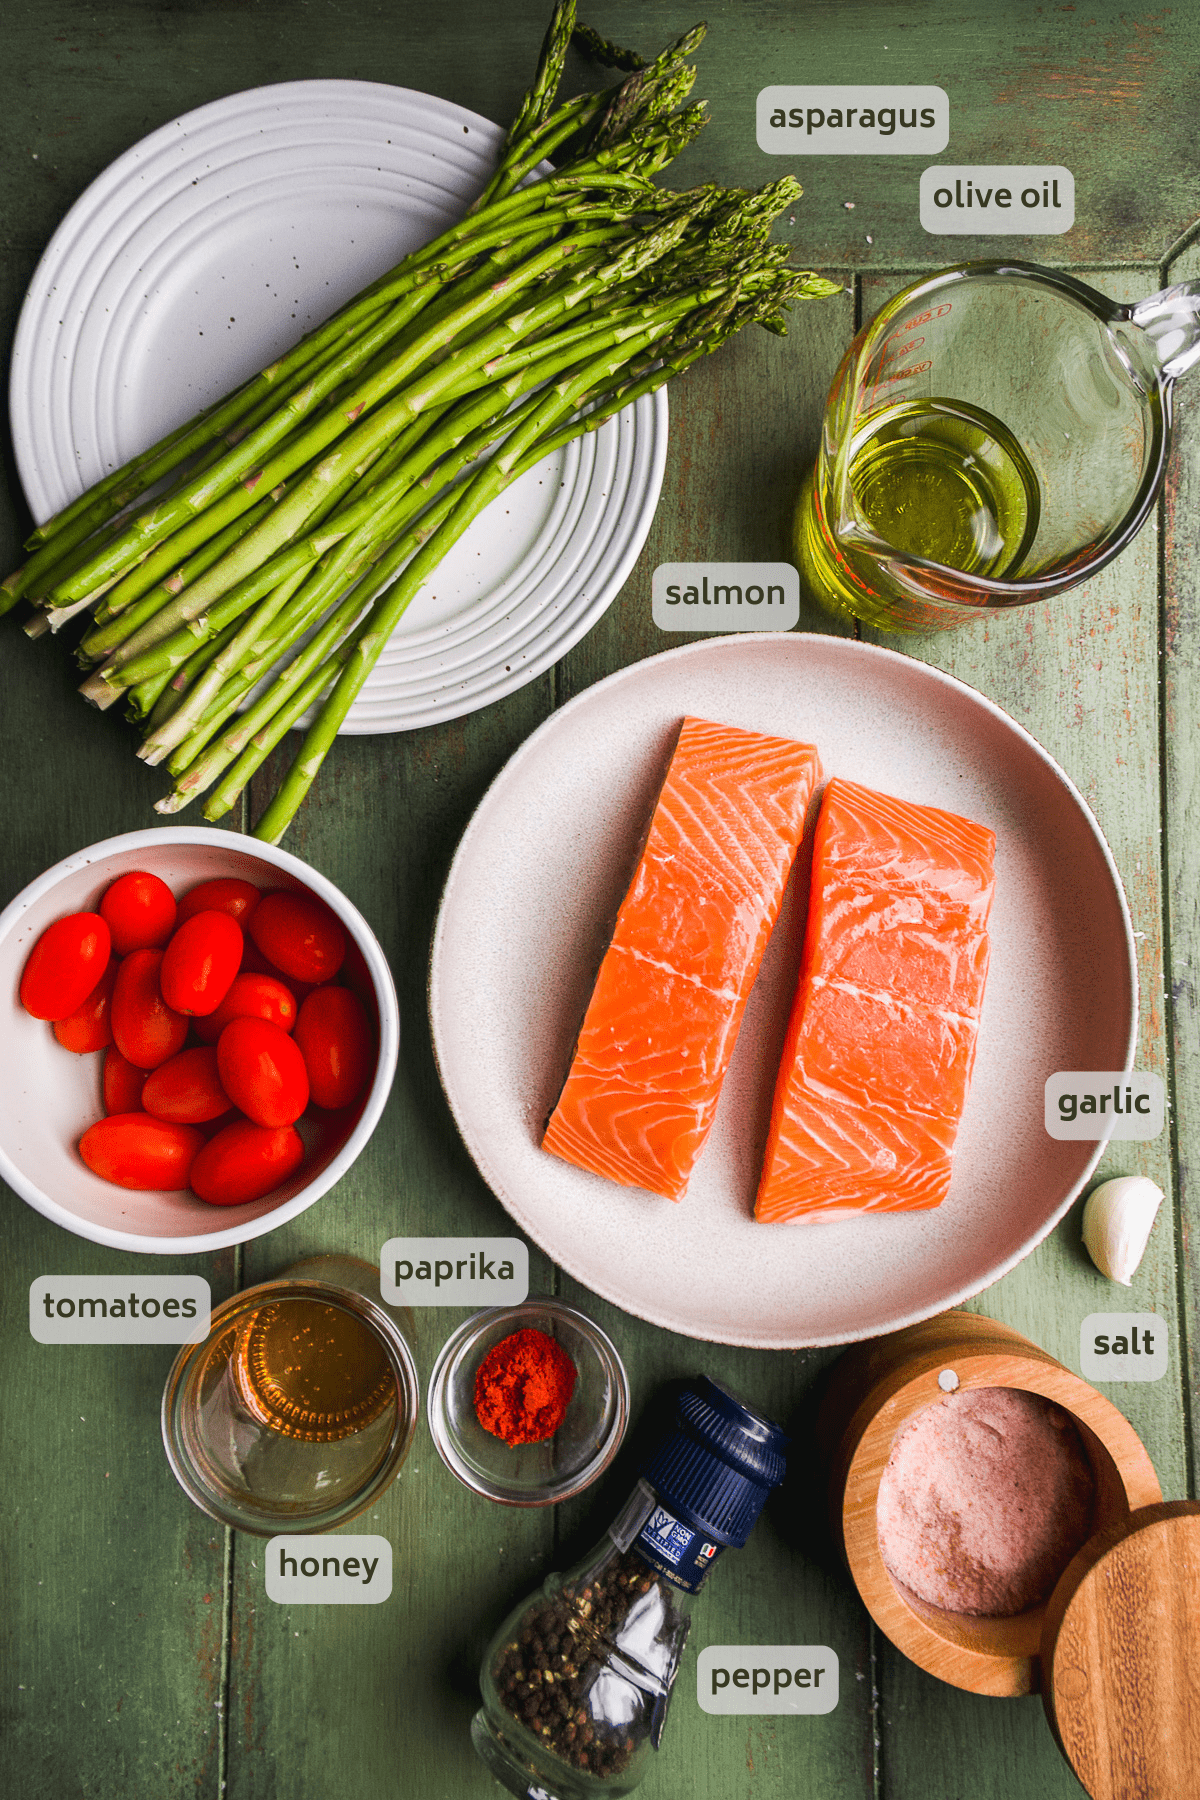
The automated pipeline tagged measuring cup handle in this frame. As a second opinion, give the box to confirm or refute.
[1130,282,1200,383]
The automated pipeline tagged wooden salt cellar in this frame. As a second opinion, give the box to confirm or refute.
[820,1311,1200,1795]
[817,1310,1162,1698]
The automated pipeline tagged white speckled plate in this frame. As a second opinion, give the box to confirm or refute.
[429,635,1137,1349]
[9,81,666,733]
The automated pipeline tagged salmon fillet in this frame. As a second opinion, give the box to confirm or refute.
[755,777,995,1222]
[542,717,821,1200]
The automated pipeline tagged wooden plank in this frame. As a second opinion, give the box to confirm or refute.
[2,1207,238,1798]
[226,687,563,1798]
[855,266,1183,1481]
[562,275,857,712]
[6,1,1200,275]
[536,287,871,1800]
[551,1281,876,1800]
[223,1409,556,1798]
[1,1,560,256]
[658,0,1200,269]
[0,235,249,1799]
[846,266,1183,1796]
[1161,235,1200,1500]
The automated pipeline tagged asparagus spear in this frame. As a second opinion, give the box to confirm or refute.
[1,4,839,846]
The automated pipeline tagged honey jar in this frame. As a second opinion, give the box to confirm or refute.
[161,1255,419,1534]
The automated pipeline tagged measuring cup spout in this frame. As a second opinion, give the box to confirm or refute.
[1130,281,1200,383]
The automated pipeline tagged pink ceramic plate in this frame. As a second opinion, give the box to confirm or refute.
[429,636,1136,1348]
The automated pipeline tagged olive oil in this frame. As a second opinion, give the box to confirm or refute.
[798,398,1042,631]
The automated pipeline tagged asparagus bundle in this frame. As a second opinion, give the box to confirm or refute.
[2,2,838,844]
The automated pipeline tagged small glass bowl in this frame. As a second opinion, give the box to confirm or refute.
[162,1258,420,1535]
[427,1298,629,1506]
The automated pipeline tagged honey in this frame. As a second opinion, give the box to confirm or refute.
[164,1264,419,1533]
[232,1297,395,1442]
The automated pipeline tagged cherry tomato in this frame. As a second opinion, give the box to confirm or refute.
[142,1047,231,1124]
[111,949,190,1069]
[193,972,298,1046]
[160,910,243,1016]
[99,871,177,954]
[103,1046,149,1114]
[20,912,111,1021]
[294,986,374,1110]
[247,892,346,985]
[190,1119,304,1206]
[79,1114,204,1190]
[216,1017,309,1127]
[53,956,119,1054]
[238,936,316,1006]
[176,877,261,928]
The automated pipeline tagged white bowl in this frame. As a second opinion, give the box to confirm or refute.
[0,827,399,1253]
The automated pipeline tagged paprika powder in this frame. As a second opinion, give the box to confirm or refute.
[474,1327,577,1445]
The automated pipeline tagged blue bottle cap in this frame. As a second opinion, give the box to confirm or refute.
[639,1376,789,1548]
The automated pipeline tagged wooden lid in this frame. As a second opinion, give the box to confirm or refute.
[1041,1502,1200,1800]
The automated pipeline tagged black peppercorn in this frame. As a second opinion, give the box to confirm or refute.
[489,1546,685,1778]
[474,1381,790,1798]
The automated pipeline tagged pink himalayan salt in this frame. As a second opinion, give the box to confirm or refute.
[876,1386,1095,1617]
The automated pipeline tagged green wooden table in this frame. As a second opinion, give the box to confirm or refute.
[4,4,1198,1795]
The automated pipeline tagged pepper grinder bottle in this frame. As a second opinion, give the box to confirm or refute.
[471,1376,789,1800]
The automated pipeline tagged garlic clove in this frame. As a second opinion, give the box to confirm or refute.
[1081,1176,1164,1285]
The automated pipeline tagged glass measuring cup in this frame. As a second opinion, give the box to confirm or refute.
[796,261,1200,631]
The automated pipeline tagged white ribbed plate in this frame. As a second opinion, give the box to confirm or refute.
[430,636,1137,1349]
[9,80,666,733]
